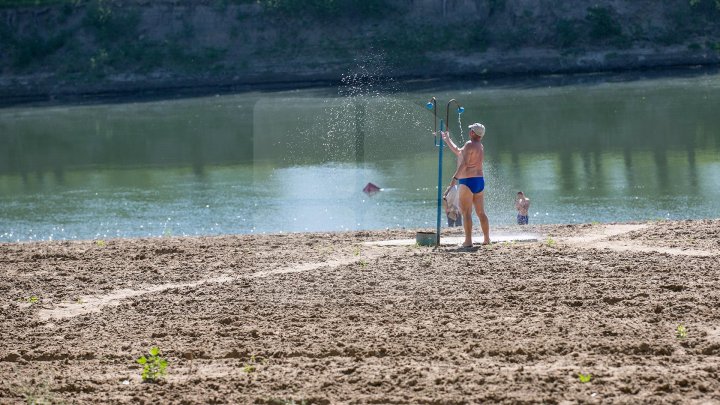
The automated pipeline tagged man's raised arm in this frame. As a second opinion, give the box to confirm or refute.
[441,131,462,157]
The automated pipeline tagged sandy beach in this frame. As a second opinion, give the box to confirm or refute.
[1,219,719,404]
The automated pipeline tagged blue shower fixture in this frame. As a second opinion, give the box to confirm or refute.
[425,97,464,246]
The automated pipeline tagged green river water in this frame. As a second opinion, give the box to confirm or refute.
[1,71,719,242]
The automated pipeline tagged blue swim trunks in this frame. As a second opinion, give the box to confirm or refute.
[517,214,529,225]
[458,177,485,194]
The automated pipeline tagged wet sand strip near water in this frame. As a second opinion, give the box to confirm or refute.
[1,220,719,403]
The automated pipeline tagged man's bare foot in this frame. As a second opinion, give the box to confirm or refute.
[457,243,475,251]
[482,240,491,245]
[461,242,473,248]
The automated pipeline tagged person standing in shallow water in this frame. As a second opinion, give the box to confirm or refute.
[445,123,490,247]
[515,191,530,225]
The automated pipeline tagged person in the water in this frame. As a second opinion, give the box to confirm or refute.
[445,122,490,247]
[515,191,530,225]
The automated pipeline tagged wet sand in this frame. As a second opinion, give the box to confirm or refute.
[1,219,719,404]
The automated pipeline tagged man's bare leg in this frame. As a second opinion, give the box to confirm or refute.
[473,192,490,245]
[458,185,474,247]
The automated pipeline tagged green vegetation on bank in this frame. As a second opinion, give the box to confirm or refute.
[0,0,395,14]
[0,0,719,86]
[0,0,229,75]
[690,0,720,9]
[2,0,719,11]
[0,0,65,6]
[257,0,393,17]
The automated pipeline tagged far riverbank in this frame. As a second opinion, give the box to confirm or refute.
[2,63,719,109]
[1,0,719,107]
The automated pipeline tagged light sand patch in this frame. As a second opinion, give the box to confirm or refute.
[562,224,649,244]
[364,233,539,247]
[39,249,385,320]
[560,224,717,257]
[39,278,231,320]
[582,240,716,256]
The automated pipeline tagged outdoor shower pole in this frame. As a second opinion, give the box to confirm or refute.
[436,118,445,246]
[426,97,441,246]
[438,99,464,246]
[427,97,462,247]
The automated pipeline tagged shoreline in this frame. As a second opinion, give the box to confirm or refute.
[1,218,717,247]
[1,62,719,109]
[1,218,718,246]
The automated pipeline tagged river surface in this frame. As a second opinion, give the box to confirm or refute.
[1,71,719,242]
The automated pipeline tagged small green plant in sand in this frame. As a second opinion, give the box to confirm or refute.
[578,372,592,383]
[358,259,368,268]
[21,296,39,304]
[353,245,361,256]
[676,324,688,339]
[95,239,106,247]
[242,355,265,373]
[546,238,557,247]
[136,346,168,383]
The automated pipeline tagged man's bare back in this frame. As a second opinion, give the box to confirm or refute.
[457,140,484,179]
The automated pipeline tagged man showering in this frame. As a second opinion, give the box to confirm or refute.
[444,123,490,247]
